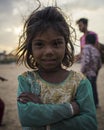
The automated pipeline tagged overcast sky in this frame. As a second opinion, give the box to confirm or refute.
[0,0,104,53]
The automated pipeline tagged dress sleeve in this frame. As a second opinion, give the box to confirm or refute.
[50,78,97,130]
[17,75,73,127]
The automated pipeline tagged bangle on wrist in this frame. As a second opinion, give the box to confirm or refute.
[70,103,74,115]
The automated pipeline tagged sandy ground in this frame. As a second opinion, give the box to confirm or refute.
[0,63,104,130]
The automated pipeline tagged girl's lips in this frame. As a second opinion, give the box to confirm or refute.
[42,59,56,64]
[42,58,56,61]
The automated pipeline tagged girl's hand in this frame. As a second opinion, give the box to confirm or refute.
[17,92,43,104]
[71,101,80,115]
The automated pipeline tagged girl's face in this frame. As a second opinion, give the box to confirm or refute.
[32,27,66,72]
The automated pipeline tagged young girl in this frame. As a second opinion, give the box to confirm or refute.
[16,6,97,130]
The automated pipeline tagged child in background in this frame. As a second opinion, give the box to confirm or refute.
[16,5,97,130]
[81,33,102,108]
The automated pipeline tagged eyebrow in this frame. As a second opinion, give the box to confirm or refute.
[33,37,64,42]
[54,38,64,41]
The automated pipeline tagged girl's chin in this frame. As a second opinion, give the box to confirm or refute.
[39,66,61,72]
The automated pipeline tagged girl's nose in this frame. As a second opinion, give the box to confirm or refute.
[44,46,54,54]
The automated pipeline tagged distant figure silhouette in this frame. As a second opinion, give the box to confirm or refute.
[0,76,7,126]
[0,99,5,126]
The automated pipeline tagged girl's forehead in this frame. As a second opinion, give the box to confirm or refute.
[38,27,60,35]
[34,27,64,40]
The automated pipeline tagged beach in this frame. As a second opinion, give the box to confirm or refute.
[0,63,104,130]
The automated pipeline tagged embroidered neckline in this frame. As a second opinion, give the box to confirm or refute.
[33,70,74,87]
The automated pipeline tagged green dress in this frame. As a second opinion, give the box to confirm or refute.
[17,70,97,130]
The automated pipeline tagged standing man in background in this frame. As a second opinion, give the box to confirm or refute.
[76,18,99,61]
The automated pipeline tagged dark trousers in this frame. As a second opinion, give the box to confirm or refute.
[0,98,5,125]
[87,76,99,107]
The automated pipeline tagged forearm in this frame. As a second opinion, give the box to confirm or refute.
[51,113,97,130]
[17,102,73,127]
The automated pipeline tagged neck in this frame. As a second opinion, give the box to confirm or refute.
[38,66,63,74]
[84,30,88,35]
[38,68,69,83]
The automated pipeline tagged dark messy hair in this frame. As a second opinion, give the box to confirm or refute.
[15,6,75,69]
[76,18,88,25]
[85,34,96,45]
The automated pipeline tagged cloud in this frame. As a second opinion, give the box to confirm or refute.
[0,0,41,53]
[60,0,104,10]
[0,0,104,53]
[0,0,14,13]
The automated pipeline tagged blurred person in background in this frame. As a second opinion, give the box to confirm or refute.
[0,76,7,126]
[81,33,102,108]
[75,18,99,62]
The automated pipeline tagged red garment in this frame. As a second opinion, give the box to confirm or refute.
[0,98,5,125]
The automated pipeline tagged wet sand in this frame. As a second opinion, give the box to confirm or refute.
[0,63,104,130]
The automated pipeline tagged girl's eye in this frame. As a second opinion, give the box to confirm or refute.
[53,40,63,47]
[33,41,44,48]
